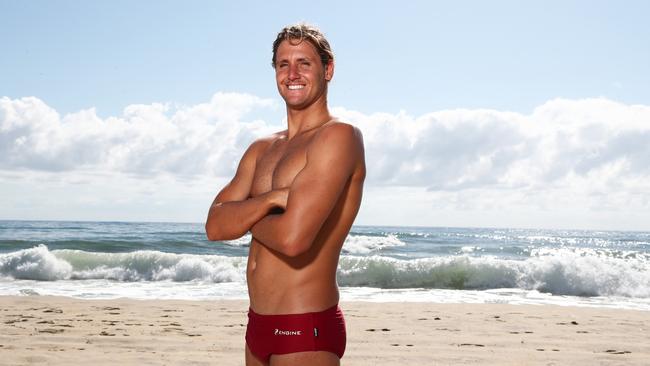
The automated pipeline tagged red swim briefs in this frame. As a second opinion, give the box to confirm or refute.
[245,304,346,362]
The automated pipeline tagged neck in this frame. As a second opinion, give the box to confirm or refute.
[286,98,332,139]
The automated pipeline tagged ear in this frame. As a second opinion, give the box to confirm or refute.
[325,60,334,81]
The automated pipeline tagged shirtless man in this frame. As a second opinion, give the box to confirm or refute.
[205,23,366,365]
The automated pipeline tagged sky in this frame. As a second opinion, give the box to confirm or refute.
[1,1,649,230]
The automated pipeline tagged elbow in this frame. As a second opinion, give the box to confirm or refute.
[205,223,220,241]
[205,220,229,241]
[282,244,308,258]
[205,210,219,241]
[280,232,312,257]
[206,221,244,242]
[205,209,236,241]
[282,243,309,257]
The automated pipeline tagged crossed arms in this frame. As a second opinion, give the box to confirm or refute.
[205,123,363,257]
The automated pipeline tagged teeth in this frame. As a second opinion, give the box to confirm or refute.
[288,85,304,90]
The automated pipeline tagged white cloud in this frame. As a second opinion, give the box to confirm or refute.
[334,98,650,194]
[1,94,649,229]
[0,93,278,177]
[336,108,530,190]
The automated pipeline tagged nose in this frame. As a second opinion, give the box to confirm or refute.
[288,63,300,80]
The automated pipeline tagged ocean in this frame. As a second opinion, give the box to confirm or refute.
[1,220,649,310]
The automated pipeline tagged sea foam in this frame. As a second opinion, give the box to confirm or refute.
[0,245,245,283]
[0,244,72,280]
[2,244,649,299]
[342,234,405,254]
[218,233,406,254]
[337,248,650,298]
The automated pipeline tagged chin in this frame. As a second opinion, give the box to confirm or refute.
[285,103,309,110]
[282,98,309,108]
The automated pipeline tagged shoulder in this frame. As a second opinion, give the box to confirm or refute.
[314,121,364,150]
[307,121,364,171]
[244,130,287,157]
[253,129,287,147]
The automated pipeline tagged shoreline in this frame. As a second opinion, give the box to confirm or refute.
[3,280,650,311]
[1,296,648,365]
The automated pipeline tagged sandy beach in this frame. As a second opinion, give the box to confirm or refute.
[0,296,647,365]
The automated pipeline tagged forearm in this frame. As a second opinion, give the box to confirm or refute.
[250,210,313,257]
[205,191,280,241]
[250,214,286,253]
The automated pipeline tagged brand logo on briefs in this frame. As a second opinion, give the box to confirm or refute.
[274,328,302,336]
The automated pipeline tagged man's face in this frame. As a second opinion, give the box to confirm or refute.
[274,39,333,110]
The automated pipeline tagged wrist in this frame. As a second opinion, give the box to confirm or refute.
[265,190,280,207]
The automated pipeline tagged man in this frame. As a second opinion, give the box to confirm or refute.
[205,23,366,366]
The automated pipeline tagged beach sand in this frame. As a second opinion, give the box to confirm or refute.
[1,296,648,365]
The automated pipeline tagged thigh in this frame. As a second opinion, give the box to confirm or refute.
[246,344,269,366]
[270,351,340,366]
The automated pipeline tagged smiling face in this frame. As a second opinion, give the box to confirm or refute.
[274,39,334,111]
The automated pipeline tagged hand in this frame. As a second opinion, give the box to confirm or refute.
[272,187,290,210]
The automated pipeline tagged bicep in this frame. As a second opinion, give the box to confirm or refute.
[282,126,360,238]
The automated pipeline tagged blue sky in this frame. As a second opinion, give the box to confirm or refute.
[2,1,650,230]
[3,0,649,117]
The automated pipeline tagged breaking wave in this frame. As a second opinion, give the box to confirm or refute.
[338,247,650,298]
[2,245,649,298]
[0,245,245,282]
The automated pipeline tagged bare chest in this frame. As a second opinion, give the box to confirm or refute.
[250,138,310,196]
